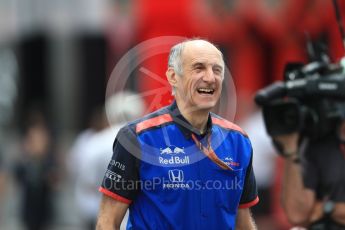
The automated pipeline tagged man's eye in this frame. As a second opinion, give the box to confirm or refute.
[194,67,204,72]
[214,69,222,74]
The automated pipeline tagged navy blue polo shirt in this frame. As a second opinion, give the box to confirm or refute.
[99,102,258,229]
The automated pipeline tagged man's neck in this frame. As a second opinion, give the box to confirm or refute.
[175,100,210,134]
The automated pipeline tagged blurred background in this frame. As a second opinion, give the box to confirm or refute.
[0,0,345,229]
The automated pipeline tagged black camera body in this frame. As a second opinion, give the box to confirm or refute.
[255,59,345,140]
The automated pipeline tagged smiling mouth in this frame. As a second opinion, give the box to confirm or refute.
[197,88,215,95]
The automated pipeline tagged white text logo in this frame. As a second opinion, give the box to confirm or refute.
[159,145,189,166]
[163,169,190,189]
[168,169,184,182]
[109,160,126,171]
[105,170,122,182]
[159,156,189,165]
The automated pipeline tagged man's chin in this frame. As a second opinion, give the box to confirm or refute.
[195,102,217,111]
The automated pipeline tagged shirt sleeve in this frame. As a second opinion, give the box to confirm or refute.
[239,154,259,208]
[99,125,141,204]
[302,145,318,191]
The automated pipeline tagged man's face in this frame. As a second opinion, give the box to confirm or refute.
[174,41,224,111]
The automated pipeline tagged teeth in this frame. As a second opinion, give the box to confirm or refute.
[198,88,214,93]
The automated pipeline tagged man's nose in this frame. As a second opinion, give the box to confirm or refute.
[202,68,216,83]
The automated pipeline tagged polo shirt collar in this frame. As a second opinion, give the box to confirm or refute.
[168,101,212,139]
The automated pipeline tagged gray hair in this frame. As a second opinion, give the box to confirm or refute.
[168,42,185,77]
[167,42,186,95]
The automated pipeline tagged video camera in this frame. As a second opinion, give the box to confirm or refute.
[254,0,345,141]
[255,50,345,140]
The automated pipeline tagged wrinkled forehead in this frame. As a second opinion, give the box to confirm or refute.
[182,40,224,66]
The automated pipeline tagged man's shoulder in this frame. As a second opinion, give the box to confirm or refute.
[210,113,248,137]
[120,105,173,135]
[211,114,253,167]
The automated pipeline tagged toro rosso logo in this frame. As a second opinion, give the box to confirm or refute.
[223,157,240,167]
[160,145,185,155]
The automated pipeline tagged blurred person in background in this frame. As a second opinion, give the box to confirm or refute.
[273,119,345,229]
[14,110,59,230]
[70,91,144,230]
[0,152,5,222]
[68,107,108,182]
[67,107,108,229]
[241,108,278,230]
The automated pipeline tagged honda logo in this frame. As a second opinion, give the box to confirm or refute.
[168,169,184,182]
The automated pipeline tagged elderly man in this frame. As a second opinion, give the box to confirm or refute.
[96,39,259,229]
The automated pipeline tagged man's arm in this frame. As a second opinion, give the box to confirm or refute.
[308,201,345,225]
[97,126,140,230]
[236,142,259,229]
[282,157,315,225]
[96,195,129,230]
[236,208,257,230]
[274,133,315,226]
[333,203,345,225]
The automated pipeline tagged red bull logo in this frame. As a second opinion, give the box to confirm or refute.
[160,145,185,155]
[159,156,190,165]
[159,145,188,165]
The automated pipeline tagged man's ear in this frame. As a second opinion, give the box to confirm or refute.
[166,68,178,87]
